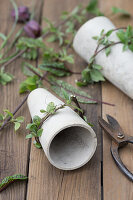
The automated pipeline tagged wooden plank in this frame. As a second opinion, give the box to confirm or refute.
[0,0,43,199]
[26,0,102,199]
[99,0,133,199]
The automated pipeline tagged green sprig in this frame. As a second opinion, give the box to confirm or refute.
[19,75,43,94]
[0,174,27,193]
[0,68,13,85]
[111,6,131,17]
[77,25,133,86]
[0,109,24,131]
[26,95,86,148]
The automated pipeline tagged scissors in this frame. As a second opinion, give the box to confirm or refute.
[98,115,133,182]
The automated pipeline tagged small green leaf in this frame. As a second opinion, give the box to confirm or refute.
[0,33,7,41]
[26,134,33,139]
[19,82,28,94]
[76,80,88,87]
[39,61,71,77]
[86,0,104,16]
[37,128,43,137]
[46,102,56,114]
[90,69,105,82]
[70,104,83,113]
[22,62,43,77]
[33,115,41,126]
[0,68,13,86]
[111,6,131,17]
[22,64,34,77]
[89,56,95,64]
[88,122,93,127]
[61,88,70,100]
[106,29,114,37]
[4,110,13,118]
[116,26,133,52]
[16,116,24,123]
[81,68,91,83]
[25,76,37,85]
[47,35,57,42]
[33,141,42,149]
[19,75,42,94]
[40,109,46,113]
[0,114,4,121]
[16,37,45,49]
[93,64,103,70]
[123,44,128,51]
[14,122,20,131]
[83,115,87,122]
[92,36,99,40]
[105,47,111,56]
[100,29,105,36]
[59,49,74,64]
[116,31,126,43]
[26,123,37,132]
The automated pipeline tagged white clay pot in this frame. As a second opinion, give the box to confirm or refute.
[27,88,97,170]
[73,16,133,99]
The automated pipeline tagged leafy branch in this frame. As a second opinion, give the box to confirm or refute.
[76,26,133,86]
[26,96,84,148]
[0,109,24,131]
[0,174,27,193]
[0,0,115,132]
[48,76,115,106]
[0,1,103,85]
[0,5,83,76]
[0,94,28,131]
[18,61,114,106]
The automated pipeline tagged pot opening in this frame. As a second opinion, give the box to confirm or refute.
[49,126,96,170]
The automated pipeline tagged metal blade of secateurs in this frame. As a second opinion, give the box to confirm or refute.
[106,115,123,133]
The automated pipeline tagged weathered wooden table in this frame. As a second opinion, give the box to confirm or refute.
[0,0,133,199]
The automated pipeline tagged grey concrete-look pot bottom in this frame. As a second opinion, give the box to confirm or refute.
[27,88,97,170]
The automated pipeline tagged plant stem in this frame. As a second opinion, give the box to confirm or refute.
[2,49,26,69]
[0,22,17,52]
[4,28,24,56]
[42,7,81,39]
[0,5,82,70]
[35,103,66,144]
[43,76,115,106]
[0,93,29,131]
[93,27,127,58]
[70,95,84,118]
[27,66,42,78]
[0,71,48,132]
[0,16,74,69]
[94,41,122,57]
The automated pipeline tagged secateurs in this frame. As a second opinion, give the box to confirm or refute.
[98,115,133,182]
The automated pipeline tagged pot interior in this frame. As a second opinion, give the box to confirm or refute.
[49,126,96,170]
